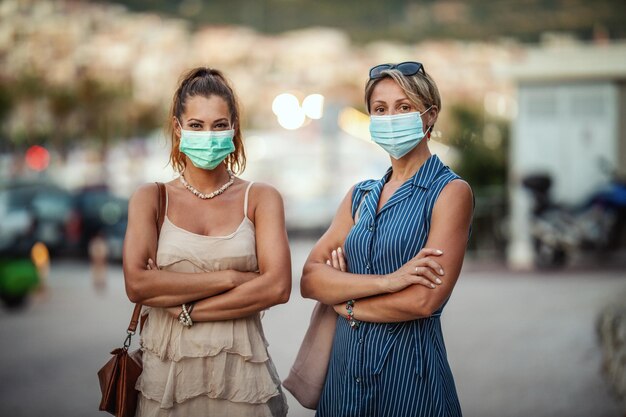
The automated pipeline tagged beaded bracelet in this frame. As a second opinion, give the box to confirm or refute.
[179,303,194,328]
[346,299,359,329]
[178,306,188,327]
[182,304,192,327]
[185,303,195,326]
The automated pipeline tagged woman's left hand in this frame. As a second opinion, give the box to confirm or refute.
[326,247,347,272]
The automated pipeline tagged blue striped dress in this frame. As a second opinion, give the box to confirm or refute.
[316,155,463,417]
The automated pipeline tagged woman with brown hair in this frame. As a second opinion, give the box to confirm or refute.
[301,61,473,416]
[123,67,290,416]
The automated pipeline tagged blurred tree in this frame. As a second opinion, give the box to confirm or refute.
[0,83,12,123]
[12,73,45,100]
[0,81,14,152]
[446,103,509,187]
[108,0,626,43]
[5,74,49,148]
[446,102,510,254]
[76,77,125,151]
[1,73,163,154]
[48,86,80,153]
[131,103,164,137]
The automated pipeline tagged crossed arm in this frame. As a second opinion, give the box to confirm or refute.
[300,180,473,323]
[122,182,291,321]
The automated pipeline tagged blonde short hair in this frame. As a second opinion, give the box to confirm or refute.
[365,66,442,121]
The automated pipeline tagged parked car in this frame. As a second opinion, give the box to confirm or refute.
[0,181,74,256]
[0,182,53,308]
[103,219,127,262]
[67,185,128,260]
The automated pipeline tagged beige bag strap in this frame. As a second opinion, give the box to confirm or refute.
[125,182,166,338]
[282,302,338,409]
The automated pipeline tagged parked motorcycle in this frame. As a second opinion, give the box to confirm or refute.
[522,168,626,268]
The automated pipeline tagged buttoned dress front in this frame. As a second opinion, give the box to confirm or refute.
[316,155,463,417]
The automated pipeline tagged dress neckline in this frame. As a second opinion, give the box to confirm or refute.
[163,215,253,239]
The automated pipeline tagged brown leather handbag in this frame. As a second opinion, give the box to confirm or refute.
[98,182,166,417]
[97,305,144,417]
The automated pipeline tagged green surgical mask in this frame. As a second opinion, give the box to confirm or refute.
[178,124,235,170]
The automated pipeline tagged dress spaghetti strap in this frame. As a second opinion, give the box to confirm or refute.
[164,185,169,217]
[244,182,254,218]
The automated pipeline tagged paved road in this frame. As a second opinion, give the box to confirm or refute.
[0,239,624,417]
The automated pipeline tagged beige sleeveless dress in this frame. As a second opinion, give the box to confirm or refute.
[135,182,288,417]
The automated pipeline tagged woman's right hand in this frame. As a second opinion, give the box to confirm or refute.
[383,248,445,293]
[326,247,348,272]
[326,247,444,293]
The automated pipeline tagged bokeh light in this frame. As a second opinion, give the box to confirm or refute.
[302,93,325,119]
[338,107,371,142]
[31,242,50,268]
[25,145,50,172]
[272,93,300,117]
[273,93,306,130]
[277,107,306,130]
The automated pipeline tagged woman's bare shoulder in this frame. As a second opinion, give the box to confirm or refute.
[247,181,283,203]
[129,183,160,209]
[435,179,473,215]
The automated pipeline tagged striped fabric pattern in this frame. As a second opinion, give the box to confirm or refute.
[316,155,463,417]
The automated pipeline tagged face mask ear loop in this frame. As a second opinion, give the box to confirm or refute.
[421,105,434,139]
[419,105,434,116]
[175,117,184,138]
[176,118,187,175]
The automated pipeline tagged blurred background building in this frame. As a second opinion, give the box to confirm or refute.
[5,0,625,269]
[505,42,626,268]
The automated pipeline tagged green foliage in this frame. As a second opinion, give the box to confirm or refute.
[102,0,626,42]
[48,87,79,120]
[446,103,509,188]
[444,103,510,253]
[2,74,163,150]
[0,82,13,124]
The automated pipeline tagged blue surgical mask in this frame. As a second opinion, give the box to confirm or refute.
[369,107,433,159]
[178,124,235,170]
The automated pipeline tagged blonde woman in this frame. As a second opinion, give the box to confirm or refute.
[301,62,473,417]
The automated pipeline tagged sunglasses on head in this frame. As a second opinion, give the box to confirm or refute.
[369,61,425,79]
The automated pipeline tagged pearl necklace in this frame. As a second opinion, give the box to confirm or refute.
[179,170,235,199]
